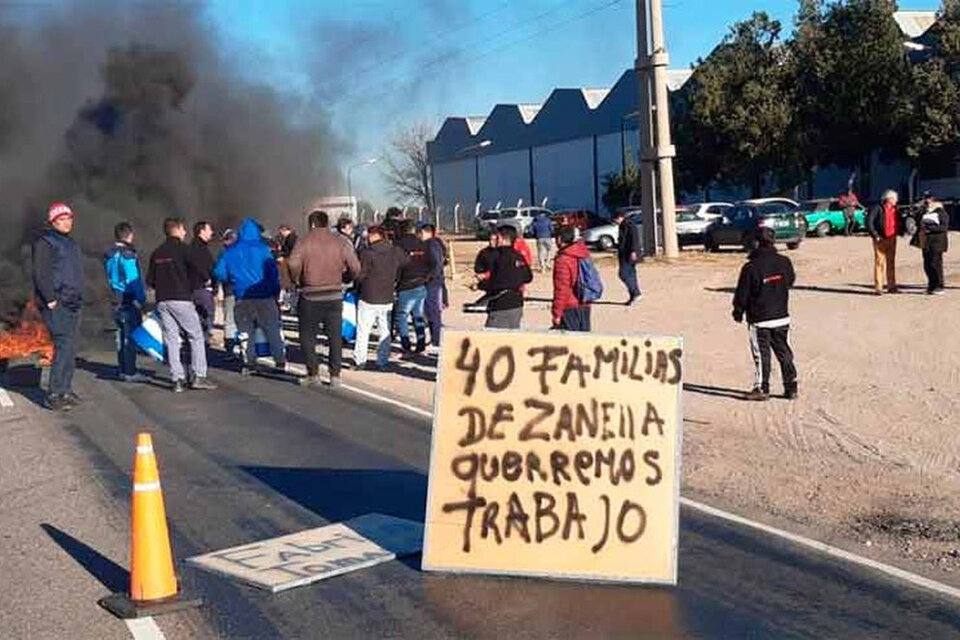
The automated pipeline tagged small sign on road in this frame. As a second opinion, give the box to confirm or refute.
[187,513,423,592]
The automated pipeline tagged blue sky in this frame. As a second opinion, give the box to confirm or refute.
[204,0,935,208]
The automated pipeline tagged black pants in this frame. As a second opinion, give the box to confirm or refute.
[298,298,342,377]
[41,305,81,396]
[560,307,592,332]
[923,249,945,292]
[749,325,797,394]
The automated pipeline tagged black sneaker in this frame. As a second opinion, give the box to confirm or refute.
[190,377,218,391]
[745,387,769,402]
[172,380,185,393]
[45,394,72,412]
[784,388,799,400]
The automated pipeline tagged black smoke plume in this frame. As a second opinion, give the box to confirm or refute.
[0,1,342,322]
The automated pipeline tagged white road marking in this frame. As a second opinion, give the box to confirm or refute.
[681,497,960,603]
[285,354,960,603]
[125,617,166,640]
[0,386,14,408]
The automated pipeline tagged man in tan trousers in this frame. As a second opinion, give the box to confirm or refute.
[866,189,901,295]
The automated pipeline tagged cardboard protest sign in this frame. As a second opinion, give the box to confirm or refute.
[422,329,682,584]
[187,513,423,592]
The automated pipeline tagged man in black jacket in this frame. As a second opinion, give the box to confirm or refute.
[394,219,435,354]
[32,203,84,411]
[614,210,642,305]
[732,227,797,401]
[147,218,216,393]
[353,225,410,370]
[418,223,447,350]
[190,221,216,339]
[481,226,533,329]
[919,199,949,294]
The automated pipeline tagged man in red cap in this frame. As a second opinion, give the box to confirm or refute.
[32,202,84,411]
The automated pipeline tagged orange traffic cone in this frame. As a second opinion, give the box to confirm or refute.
[99,433,201,619]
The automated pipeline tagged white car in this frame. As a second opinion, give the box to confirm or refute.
[676,202,733,246]
[476,207,552,239]
[683,202,734,220]
[583,213,642,251]
[584,202,732,250]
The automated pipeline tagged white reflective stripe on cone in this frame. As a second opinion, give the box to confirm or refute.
[136,445,154,454]
[133,481,161,492]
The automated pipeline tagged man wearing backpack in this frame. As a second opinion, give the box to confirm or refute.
[552,226,598,331]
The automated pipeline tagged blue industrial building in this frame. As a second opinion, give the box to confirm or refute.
[428,11,957,223]
[427,68,691,222]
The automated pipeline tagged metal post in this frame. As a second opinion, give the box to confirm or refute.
[528,147,535,206]
[454,203,461,234]
[649,0,678,259]
[475,155,481,207]
[636,0,658,257]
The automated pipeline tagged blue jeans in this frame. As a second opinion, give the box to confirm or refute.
[618,260,641,298]
[114,304,141,376]
[561,307,592,332]
[395,286,427,344]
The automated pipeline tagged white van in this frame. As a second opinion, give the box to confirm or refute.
[308,196,359,224]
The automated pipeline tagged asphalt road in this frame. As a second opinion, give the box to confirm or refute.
[37,348,960,640]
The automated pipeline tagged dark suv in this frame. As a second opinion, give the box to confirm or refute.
[704,198,804,252]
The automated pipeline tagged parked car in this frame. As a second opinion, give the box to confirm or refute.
[681,202,734,221]
[798,199,866,237]
[583,212,642,251]
[552,209,602,232]
[475,207,553,239]
[703,199,804,252]
[676,208,716,247]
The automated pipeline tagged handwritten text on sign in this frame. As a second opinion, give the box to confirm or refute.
[423,330,682,583]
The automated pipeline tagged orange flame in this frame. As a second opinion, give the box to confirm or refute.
[0,301,54,365]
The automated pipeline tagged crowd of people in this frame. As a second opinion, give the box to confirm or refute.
[26,190,951,411]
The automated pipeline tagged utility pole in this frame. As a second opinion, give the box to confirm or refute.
[635,0,679,259]
[635,0,658,257]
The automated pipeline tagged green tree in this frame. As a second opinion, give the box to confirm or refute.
[809,0,912,172]
[673,13,795,197]
[601,160,641,213]
[788,0,828,185]
[903,2,960,159]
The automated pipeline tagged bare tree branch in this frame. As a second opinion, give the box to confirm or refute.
[381,122,434,210]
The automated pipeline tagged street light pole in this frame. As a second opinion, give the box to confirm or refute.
[457,139,492,216]
[346,158,378,219]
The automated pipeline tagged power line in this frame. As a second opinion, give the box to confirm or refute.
[329,0,625,110]
[321,1,587,105]
[312,0,516,94]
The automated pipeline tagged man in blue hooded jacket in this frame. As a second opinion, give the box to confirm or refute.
[213,218,285,375]
[103,221,147,382]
